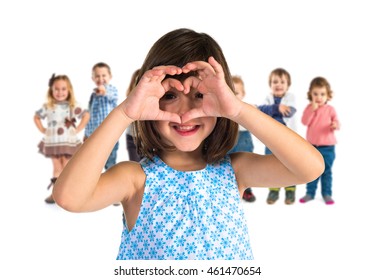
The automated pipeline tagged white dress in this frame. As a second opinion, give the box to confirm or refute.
[36,101,86,157]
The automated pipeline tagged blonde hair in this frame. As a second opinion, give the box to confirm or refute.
[46,74,76,109]
[232,75,244,86]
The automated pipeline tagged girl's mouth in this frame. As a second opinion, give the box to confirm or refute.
[173,125,200,136]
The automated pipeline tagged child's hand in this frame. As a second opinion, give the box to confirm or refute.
[122,66,182,123]
[95,85,106,95]
[180,56,240,123]
[279,104,291,116]
[311,100,319,111]
[331,121,339,130]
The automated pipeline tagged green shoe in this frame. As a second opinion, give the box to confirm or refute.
[285,190,295,205]
[267,190,279,204]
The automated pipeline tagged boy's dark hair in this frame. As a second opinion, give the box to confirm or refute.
[92,62,112,75]
[134,28,238,163]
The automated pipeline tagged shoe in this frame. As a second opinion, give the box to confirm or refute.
[47,177,57,190]
[266,190,279,204]
[285,190,295,205]
[323,196,335,205]
[299,194,313,203]
[45,194,55,204]
[45,177,57,204]
[242,188,256,202]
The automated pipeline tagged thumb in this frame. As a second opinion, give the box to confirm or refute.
[155,111,181,124]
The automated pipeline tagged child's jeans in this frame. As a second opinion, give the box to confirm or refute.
[306,145,336,198]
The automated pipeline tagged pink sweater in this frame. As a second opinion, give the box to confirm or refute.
[301,104,339,146]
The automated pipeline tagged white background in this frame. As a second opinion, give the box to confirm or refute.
[1,0,374,279]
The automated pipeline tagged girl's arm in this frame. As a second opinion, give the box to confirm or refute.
[75,111,90,134]
[53,108,136,212]
[34,115,46,134]
[231,102,323,189]
[181,57,324,190]
[53,66,183,212]
[301,104,316,126]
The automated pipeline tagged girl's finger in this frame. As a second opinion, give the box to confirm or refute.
[180,108,204,123]
[182,76,201,94]
[162,78,184,92]
[155,110,181,124]
[208,56,224,76]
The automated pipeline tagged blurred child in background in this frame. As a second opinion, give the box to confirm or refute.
[300,77,340,205]
[257,68,297,205]
[228,75,256,202]
[34,74,89,203]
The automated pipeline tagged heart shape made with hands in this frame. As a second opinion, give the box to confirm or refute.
[161,75,223,123]
[125,58,238,124]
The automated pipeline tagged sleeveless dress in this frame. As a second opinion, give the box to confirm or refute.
[116,155,253,260]
[36,101,86,157]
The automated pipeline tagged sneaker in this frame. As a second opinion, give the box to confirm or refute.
[323,196,335,205]
[285,190,295,205]
[243,188,256,202]
[266,190,279,204]
[299,194,313,203]
[45,194,55,204]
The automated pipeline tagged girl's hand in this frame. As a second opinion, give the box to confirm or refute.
[311,100,319,111]
[180,56,241,123]
[331,120,339,130]
[121,66,183,123]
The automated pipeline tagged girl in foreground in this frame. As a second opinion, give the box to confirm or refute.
[54,28,324,260]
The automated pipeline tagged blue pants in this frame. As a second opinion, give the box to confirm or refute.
[229,130,254,153]
[305,145,335,198]
[105,141,119,170]
[126,134,141,162]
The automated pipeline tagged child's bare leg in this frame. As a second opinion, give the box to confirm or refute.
[45,156,65,203]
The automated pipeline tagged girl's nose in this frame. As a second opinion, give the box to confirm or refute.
[178,95,194,115]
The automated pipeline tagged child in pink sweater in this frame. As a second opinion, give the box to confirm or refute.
[299,77,340,205]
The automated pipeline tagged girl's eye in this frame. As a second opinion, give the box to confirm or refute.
[196,93,203,99]
[162,92,176,100]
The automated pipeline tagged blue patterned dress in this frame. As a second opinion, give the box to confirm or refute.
[116,155,253,260]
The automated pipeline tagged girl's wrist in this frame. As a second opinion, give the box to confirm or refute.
[229,100,247,123]
[114,106,135,124]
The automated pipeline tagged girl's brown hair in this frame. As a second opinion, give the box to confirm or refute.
[46,74,76,109]
[134,28,238,163]
[307,76,333,101]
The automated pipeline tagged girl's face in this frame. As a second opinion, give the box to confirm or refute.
[92,67,111,86]
[52,80,69,102]
[156,88,217,152]
[311,86,328,106]
[270,74,289,97]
